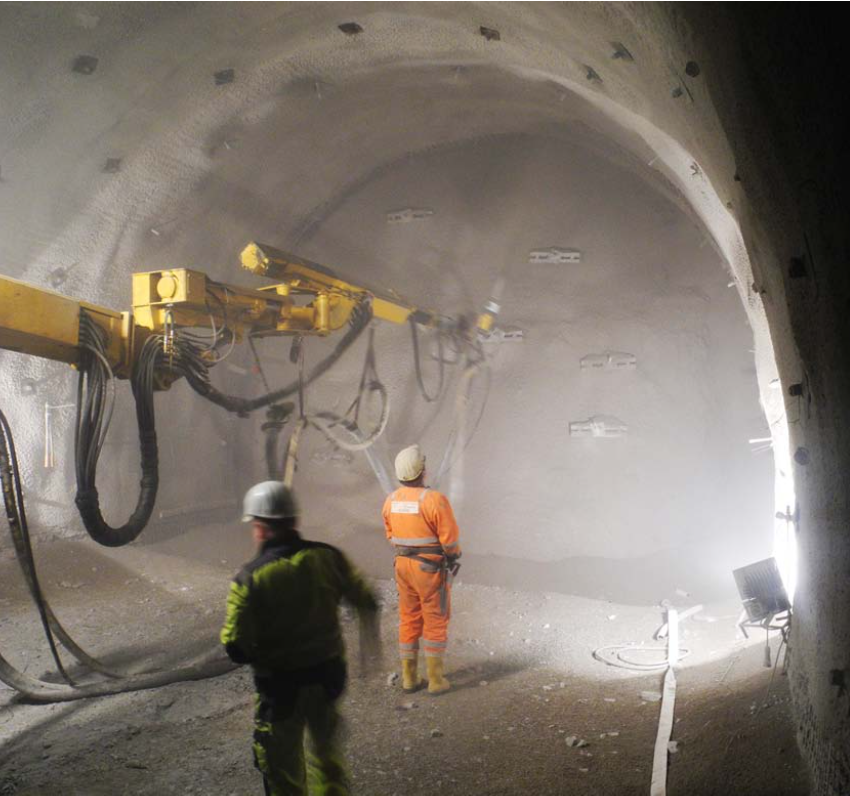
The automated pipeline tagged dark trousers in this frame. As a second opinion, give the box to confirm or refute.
[252,658,348,796]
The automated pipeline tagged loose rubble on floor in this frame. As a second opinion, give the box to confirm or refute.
[0,536,808,795]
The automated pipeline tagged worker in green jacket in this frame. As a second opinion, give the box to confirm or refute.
[221,480,381,796]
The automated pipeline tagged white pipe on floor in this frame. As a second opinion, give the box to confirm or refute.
[650,608,678,796]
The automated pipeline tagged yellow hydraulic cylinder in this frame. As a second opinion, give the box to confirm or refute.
[132,268,280,338]
[314,293,330,333]
[240,241,439,329]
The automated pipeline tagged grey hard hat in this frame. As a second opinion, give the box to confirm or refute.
[242,481,298,522]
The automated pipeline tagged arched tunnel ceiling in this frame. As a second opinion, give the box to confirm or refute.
[0,2,784,426]
[0,1,785,414]
[0,2,751,285]
[0,3,779,605]
[3,6,850,793]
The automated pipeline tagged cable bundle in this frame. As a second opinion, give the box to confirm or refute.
[175,300,373,415]
[74,313,160,547]
[0,406,114,685]
[410,316,446,402]
[1,403,236,702]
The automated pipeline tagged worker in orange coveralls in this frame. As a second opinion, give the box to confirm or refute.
[382,444,461,695]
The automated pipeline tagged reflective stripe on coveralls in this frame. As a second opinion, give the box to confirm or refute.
[392,537,443,546]
[388,488,437,546]
[382,487,459,551]
[422,638,448,658]
[382,486,461,659]
[398,640,419,660]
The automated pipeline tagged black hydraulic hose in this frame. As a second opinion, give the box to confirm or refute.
[261,403,295,480]
[73,302,367,543]
[409,316,445,403]
[0,405,237,702]
[178,301,372,416]
[1,409,121,678]
[73,320,160,547]
[0,408,72,683]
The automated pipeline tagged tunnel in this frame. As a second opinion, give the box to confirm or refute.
[0,4,846,795]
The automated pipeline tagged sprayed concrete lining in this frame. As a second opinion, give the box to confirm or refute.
[0,4,847,792]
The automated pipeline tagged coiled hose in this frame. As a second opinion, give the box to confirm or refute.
[1,405,236,702]
[307,324,390,452]
[592,644,691,671]
[268,325,391,483]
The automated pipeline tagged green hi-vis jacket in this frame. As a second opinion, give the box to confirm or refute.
[220,534,378,674]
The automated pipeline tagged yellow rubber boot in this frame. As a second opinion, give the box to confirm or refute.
[401,658,424,693]
[426,656,451,695]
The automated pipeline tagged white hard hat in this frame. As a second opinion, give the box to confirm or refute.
[242,481,298,522]
[394,444,426,482]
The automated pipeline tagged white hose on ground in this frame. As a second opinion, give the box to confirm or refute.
[592,644,690,671]
[650,608,679,796]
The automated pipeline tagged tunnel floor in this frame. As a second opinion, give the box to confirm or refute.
[0,535,807,796]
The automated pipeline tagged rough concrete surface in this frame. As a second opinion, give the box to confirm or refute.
[0,3,847,793]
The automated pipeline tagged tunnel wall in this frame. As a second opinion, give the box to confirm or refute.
[0,4,847,791]
[684,6,849,793]
[0,5,774,606]
[290,128,771,604]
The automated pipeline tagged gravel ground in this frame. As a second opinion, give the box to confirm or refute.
[0,534,808,795]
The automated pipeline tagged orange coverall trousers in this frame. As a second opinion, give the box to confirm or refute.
[383,485,461,660]
[395,555,450,660]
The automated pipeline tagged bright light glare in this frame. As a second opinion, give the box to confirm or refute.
[771,418,797,602]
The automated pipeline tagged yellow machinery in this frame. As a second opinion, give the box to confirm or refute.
[0,241,453,379]
[0,240,494,548]
[0,275,131,374]
[0,240,494,700]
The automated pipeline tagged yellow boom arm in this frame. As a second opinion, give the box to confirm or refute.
[0,276,134,375]
[0,242,443,378]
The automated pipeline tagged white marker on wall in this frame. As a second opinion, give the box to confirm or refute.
[386,207,435,224]
[528,247,582,264]
[478,327,524,344]
[580,351,637,371]
[569,415,628,438]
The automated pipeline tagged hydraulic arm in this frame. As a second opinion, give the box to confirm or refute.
[0,241,485,547]
[0,241,493,702]
[0,276,132,375]
[1,241,444,379]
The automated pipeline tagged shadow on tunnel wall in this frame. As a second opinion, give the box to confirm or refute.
[133,514,744,607]
[332,525,741,606]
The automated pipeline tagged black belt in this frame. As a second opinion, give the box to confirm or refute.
[395,545,445,558]
[393,547,460,615]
